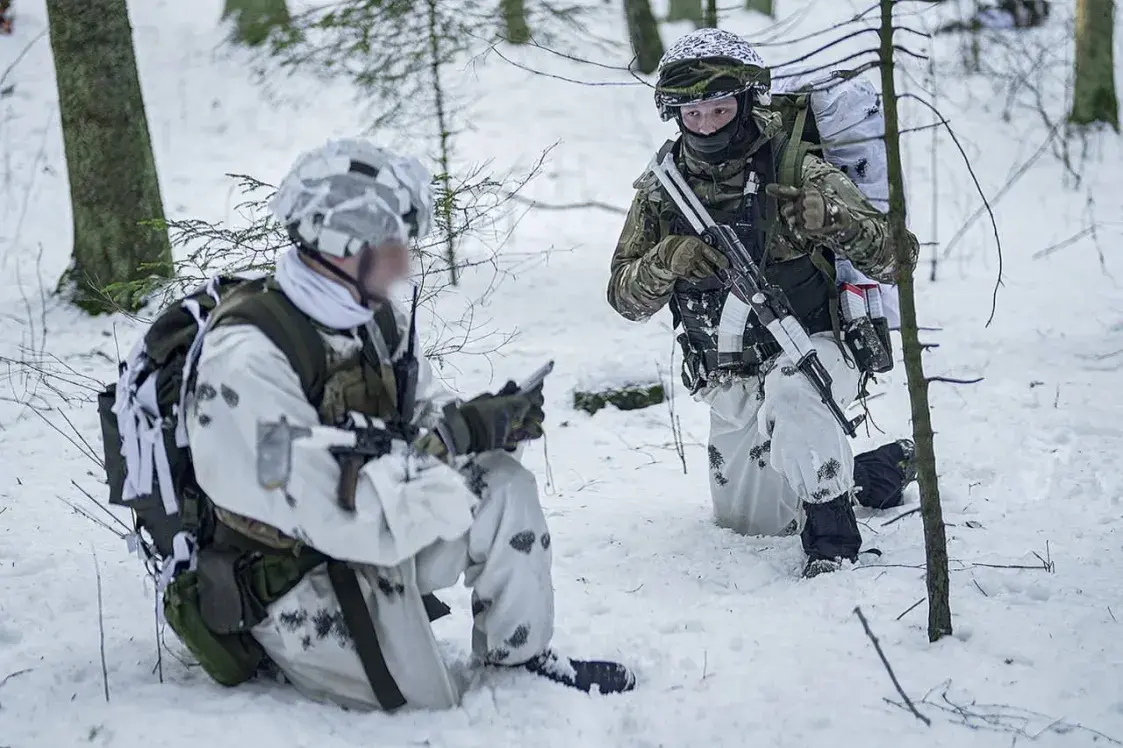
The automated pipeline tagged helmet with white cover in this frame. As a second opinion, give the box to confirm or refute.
[654,29,770,163]
[654,29,770,120]
[271,138,434,259]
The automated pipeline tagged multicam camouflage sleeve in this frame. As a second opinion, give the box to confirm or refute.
[607,191,677,322]
[799,155,919,284]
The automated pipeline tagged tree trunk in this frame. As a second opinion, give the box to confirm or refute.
[222,0,290,47]
[879,0,953,642]
[745,0,775,17]
[425,0,458,286]
[500,0,531,44]
[702,0,719,27]
[666,0,703,26]
[624,0,664,75]
[1070,0,1119,130]
[46,0,171,314]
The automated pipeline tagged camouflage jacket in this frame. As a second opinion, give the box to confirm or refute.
[607,108,919,323]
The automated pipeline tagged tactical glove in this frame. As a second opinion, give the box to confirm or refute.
[765,184,854,237]
[495,381,545,449]
[652,235,729,282]
[435,385,536,457]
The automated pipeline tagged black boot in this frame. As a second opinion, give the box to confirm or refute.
[801,492,862,578]
[521,650,636,694]
[853,439,917,509]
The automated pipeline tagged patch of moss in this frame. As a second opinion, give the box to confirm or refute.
[572,383,665,416]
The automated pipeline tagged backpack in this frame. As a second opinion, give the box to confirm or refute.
[97,275,337,578]
[769,69,901,332]
[98,278,448,698]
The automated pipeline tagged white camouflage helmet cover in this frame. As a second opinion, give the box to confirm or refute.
[655,29,770,119]
[270,138,434,259]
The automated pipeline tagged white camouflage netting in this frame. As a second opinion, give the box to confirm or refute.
[271,138,434,258]
[658,28,765,71]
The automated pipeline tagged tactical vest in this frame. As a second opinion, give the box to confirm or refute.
[203,283,405,550]
[659,138,834,391]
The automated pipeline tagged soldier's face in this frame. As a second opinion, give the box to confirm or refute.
[678,96,738,135]
[329,239,410,302]
[361,239,411,296]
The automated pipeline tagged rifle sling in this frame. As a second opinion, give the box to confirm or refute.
[326,560,407,711]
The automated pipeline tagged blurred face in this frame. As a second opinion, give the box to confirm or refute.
[325,238,411,302]
[679,95,739,135]
[359,239,411,297]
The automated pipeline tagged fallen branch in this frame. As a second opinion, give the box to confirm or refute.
[504,193,627,215]
[0,29,47,93]
[896,597,925,621]
[882,506,920,526]
[854,606,931,726]
[926,376,984,385]
[0,667,33,709]
[888,680,1122,744]
[92,547,110,703]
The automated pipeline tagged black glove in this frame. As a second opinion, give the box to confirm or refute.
[436,383,536,457]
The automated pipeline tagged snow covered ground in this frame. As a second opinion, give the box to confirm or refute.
[3,0,1123,746]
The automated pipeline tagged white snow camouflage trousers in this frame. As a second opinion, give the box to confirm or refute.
[251,450,555,709]
[418,450,555,663]
[702,332,861,537]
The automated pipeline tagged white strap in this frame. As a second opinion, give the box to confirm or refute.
[175,292,215,448]
[156,531,197,607]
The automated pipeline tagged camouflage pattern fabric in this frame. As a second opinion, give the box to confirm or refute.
[607,108,919,323]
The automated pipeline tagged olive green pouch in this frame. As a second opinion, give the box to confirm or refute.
[163,569,265,687]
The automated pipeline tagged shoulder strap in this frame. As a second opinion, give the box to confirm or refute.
[777,94,811,191]
[373,303,401,357]
[209,282,330,407]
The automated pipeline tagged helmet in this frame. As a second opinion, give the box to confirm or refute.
[271,138,434,258]
[654,29,770,121]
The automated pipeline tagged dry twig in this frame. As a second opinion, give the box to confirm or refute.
[854,606,930,725]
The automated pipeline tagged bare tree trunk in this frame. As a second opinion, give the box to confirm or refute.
[879,0,953,642]
[223,0,290,47]
[745,0,775,17]
[702,0,718,27]
[1070,0,1119,130]
[963,0,982,72]
[500,0,531,43]
[624,0,664,74]
[425,0,458,286]
[46,0,171,314]
[666,0,703,26]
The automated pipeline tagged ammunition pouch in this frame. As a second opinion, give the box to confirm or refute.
[163,546,324,687]
[675,331,782,394]
[841,317,893,376]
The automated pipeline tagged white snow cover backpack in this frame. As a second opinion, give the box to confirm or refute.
[771,69,901,330]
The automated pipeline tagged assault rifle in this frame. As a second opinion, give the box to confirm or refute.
[255,360,557,510]
[648,151,863,438]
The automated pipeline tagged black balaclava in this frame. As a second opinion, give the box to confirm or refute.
[676,89,760,166]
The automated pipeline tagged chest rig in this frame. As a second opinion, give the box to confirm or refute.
[661,139,834,393]
[319,322,404,427]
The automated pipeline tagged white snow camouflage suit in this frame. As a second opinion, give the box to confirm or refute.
[187,293,554,710]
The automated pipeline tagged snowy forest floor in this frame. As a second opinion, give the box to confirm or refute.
[2,1,1123,747]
